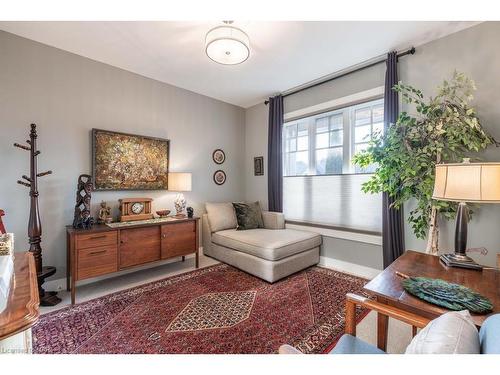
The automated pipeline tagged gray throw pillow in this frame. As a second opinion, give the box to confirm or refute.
[232,202,264,230]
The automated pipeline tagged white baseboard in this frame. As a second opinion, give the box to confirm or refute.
[319,256,381,280]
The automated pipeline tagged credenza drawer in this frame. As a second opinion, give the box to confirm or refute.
[77,244,118,280]
[76,231,117,249]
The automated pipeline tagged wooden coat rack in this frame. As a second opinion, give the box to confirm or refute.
[14,123,61,306]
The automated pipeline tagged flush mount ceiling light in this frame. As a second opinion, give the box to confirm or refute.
[205,21,250,65]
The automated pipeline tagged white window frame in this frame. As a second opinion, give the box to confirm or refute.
[283,87,384,177]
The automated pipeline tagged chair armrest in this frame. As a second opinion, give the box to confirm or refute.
[262,211,285,230]
[345,293,431,336]
[278,344,302,354]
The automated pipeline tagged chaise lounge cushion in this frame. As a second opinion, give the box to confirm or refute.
[211,228,321,261]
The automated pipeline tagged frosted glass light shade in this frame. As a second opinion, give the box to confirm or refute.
[205,26,250,65]
[433,162,500,203]
[168,172,192,192]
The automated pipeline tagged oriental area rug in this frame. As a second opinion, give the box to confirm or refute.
[33,264,369,354]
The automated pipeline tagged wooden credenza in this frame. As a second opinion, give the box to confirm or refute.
[67,217,200,305]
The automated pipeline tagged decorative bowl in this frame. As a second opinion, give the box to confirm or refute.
[156,209,171,218]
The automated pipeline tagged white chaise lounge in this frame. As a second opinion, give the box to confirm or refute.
[202,203,321,282]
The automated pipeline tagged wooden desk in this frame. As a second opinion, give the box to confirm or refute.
[364,250,500,351]
[0,252,39,353]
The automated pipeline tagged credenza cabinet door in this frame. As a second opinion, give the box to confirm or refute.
[161,221,196,259]
[119,226,161,269]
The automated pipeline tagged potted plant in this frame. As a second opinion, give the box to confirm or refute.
[353,71,496,254]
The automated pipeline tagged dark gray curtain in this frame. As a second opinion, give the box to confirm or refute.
[267,95,284,212]
[382,52,405,268]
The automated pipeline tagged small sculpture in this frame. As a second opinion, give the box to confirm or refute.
[97,201,111,224]
[187,207,194,218]
[73,174,95,229]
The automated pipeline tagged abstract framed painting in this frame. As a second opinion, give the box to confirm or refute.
[92,129,170,191]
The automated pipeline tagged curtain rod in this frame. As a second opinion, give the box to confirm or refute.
[264,46,415,105]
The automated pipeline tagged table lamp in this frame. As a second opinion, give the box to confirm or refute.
[432,159,500,270]
[168,172,192,217]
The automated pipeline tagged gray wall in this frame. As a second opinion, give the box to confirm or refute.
[244,22,500,269]
[0,30,246,279]
[400,22,500,267]
[245,103,269,209]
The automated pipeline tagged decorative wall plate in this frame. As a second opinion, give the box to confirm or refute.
[212,149,226,164]
[213,170,226,185]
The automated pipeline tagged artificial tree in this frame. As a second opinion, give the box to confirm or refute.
[353,71,496,254]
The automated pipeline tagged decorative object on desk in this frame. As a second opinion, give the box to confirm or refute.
[72,174,95,229]
[353,72,496,255]
[14,123,60,306]
[213,170,226,185]
[156,209,171,218]
[119,198,154,222]
[168,172,192,217]
[432,159,500,270]
[92,129,170,190]
[212,149,225,164]
[401,276,493,314]
[254,156,264,176]
[97,201,111,224]
[187,207,194,218]
[0,210,5,234]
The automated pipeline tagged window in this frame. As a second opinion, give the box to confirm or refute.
[283,97,384,234]
[283,98,384,176]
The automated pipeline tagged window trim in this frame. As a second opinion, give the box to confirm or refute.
[284,86,384,122]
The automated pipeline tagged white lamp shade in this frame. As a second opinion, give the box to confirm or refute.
[168,172,192,192]
[433,162,500,203]
[205,25,250,65]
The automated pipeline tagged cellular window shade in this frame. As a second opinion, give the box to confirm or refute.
[283,174,382,233]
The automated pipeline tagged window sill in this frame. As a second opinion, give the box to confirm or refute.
[285,223,382,246]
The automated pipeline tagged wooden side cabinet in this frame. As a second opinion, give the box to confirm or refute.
[67,217,199,305]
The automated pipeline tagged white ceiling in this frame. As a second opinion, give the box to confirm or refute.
[0,21,479,108]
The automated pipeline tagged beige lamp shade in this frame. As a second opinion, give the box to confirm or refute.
[168,172,192,192]
[432,162,500,203]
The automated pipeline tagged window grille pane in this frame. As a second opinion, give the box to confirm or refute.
[297,136,308,151]
[316,132,329,149]
[329,129,343,146]
[373,104,384,123]
[316,117,329,133]
[316,148,342,174]
[330,114,343,130]
[355,125,371,143]
[298,122,308,136]
[373,122,384,136]
[286,125,297,138]
[355,108,371,126]
[295,151,309,175]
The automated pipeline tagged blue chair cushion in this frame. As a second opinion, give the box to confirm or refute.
[330,334,386,354]
[479,314,500,354]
